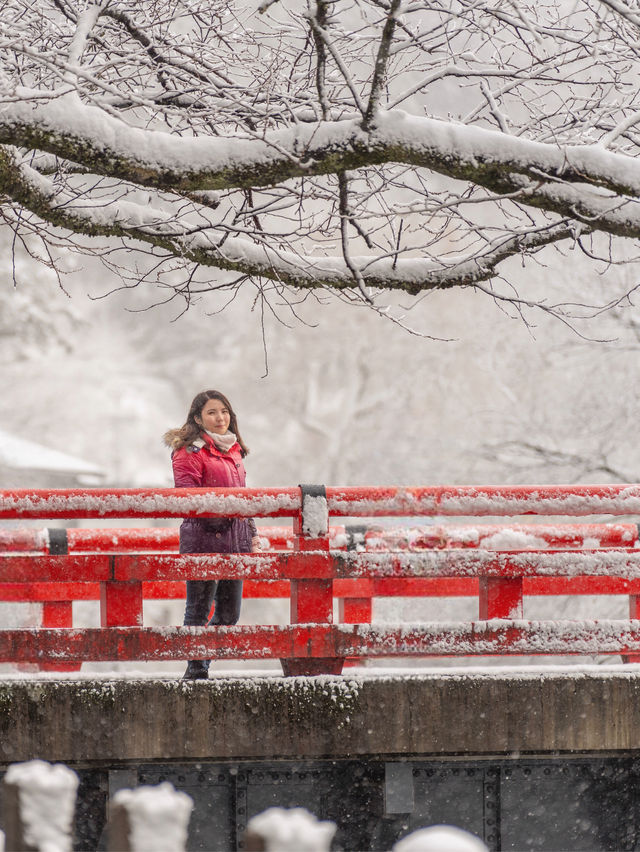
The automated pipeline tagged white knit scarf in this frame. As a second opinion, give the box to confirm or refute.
[205,429,237,453]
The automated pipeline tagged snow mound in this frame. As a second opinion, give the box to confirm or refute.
[5,759,78,852]
[393,824,488,852]
[246,806,336,852]
[112,782,193,852]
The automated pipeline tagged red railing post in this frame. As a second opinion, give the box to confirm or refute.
[100,558,143,628]
[339,525,373,626]
[42,601,73,627]
[280,485,343,676]
[339,588,373,624]
[479,576,523,619]
[339,565,373,669]
[40,600,81,672]
[340,591,372,669]
[38,528,81,671]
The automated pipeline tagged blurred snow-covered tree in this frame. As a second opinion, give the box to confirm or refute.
[0,229,81,360]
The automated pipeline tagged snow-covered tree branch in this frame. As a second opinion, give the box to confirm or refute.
[2,0,640,317]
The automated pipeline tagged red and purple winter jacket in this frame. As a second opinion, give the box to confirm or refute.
[172,432,256,554]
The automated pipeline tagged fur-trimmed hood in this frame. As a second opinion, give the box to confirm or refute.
[163,429,203,452]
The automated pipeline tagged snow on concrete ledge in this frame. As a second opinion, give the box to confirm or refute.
[1,666,640,766]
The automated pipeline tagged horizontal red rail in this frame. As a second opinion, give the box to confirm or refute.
[2,621,640,662]
[6,576,640,604]
[328,485,640,517]
[364,523,639,550]
[5,549,640,582]
[0,488,300,519]
[3,485,640,519]
[1,523,637,553]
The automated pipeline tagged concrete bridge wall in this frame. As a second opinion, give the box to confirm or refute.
[2,669,640,851]
[1,669,639,765]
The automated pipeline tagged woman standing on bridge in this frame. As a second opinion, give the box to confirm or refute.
[165,390,259,680]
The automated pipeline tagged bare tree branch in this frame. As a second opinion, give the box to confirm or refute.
[363,0,402,130]
[1,0,640,325]
[0,145,577,292]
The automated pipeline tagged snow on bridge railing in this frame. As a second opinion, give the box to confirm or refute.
[4,483,640,519]
[3,485,640,675]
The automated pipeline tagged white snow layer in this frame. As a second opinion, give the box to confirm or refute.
[479,530,549,550]
[302,494,329,537]
[5,94,639,205]
[393,825,488,852]
[0,489,299,518]
[7,91,640,289]
[112,782,193,852]
[4,759,78,852]
[246,807,336,852]
[325,485,640,518]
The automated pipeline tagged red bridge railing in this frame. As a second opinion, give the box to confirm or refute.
[2,484,640,675]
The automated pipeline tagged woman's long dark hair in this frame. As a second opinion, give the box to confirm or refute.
[164,390,249,456]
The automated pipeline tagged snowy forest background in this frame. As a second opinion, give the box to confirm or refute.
[1,224,639,492]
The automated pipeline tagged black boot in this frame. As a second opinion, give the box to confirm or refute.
[182,661,209,680]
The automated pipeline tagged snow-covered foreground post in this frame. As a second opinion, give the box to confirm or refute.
[393,825,488,852]
[2,759,78,852]
[107,782,193,852]
[244,807,336,852]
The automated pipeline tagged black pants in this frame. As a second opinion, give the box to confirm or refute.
[183,579,243,670]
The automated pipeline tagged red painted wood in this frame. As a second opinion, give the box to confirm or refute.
[339,593,373,668]
[0,488,300,519]
[68,528,179,551]
[2,522,636,554]
[326,485,640,517]
[113,551,334,581]
[334,549,640,579]
[0,555,111,582]
[3,485,640,520]
[40,601,81,672]
[2,621,640,663]
[282,510,343,675]
[339,597,373,623]
[0,583,97,602]
[6,548,640,586]
[526,577,640,595]
[5,575,640,606]
[0,528,46,552]
[100,582,143,627]
[479,578,523,619]
[289,514,333,622]
[290,580,333,623]
[42,600,72,627]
